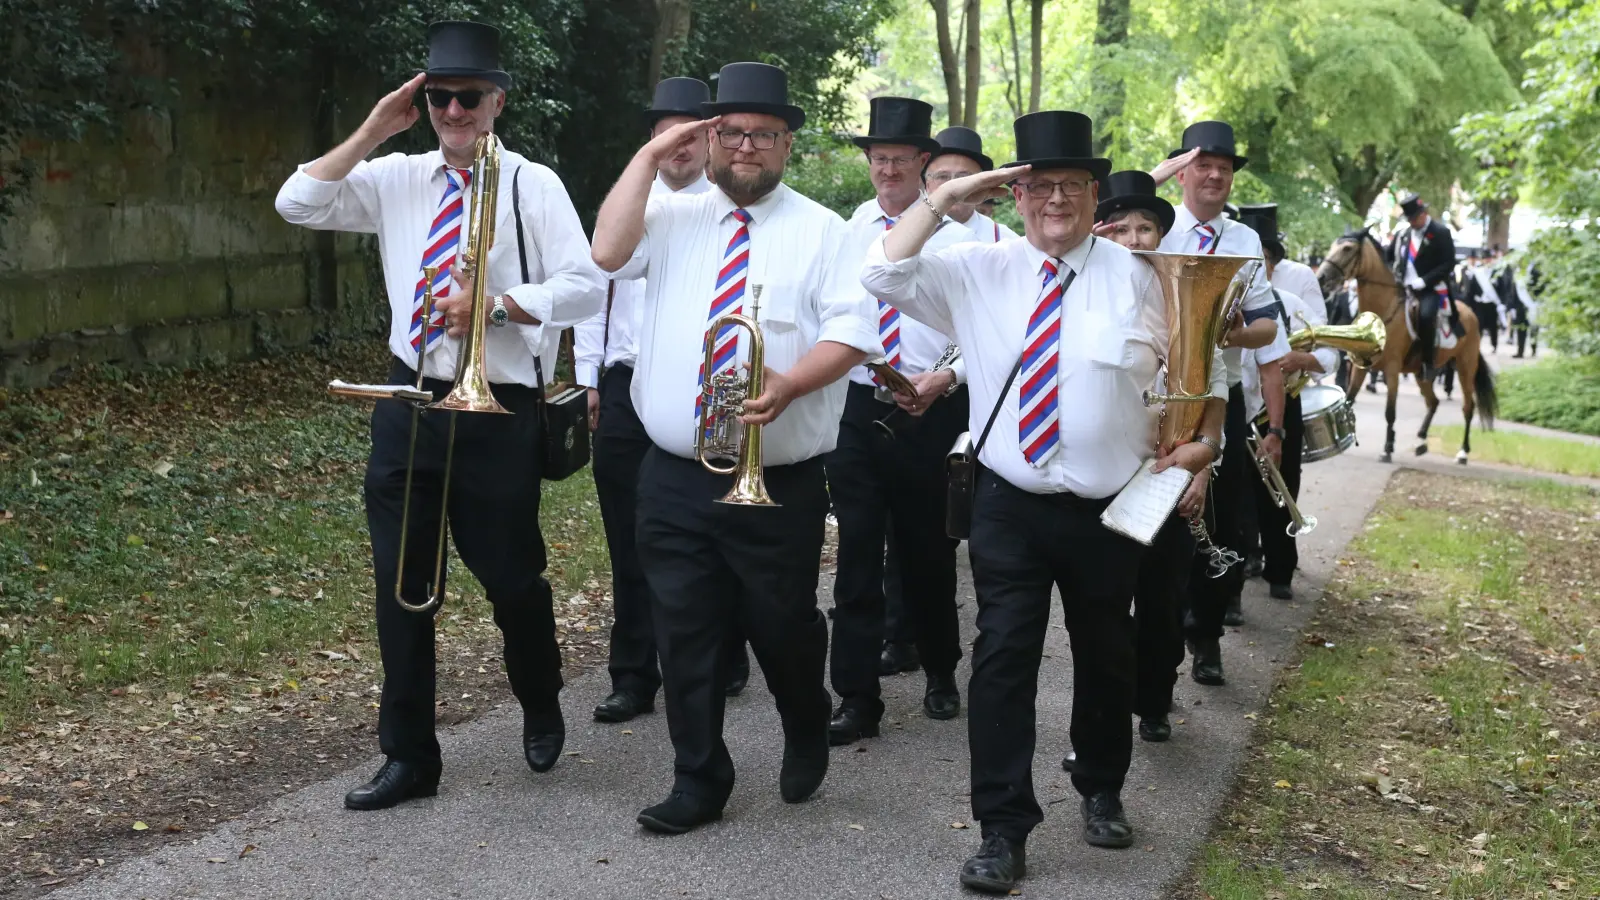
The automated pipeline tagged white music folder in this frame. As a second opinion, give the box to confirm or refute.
[1100,457,1192,546]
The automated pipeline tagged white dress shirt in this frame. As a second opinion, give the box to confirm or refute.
[607,183,880,466]
[961,210,1020,244]
[845,197,969,387]
[275,148,605,387]
[1270,259,1325,312]
[1241,288,1337,423]
[575,173,712,388]
[862,233,1227,499]
[1162,205,1291,386]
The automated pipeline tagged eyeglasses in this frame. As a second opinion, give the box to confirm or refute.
[425,88,493,110]
[868,154,920,169]
[1017,178,1092,200]
[716,129,785,150]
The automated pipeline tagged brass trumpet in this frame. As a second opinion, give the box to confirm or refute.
[1248,425,1317,537]
[328,132,509,613]
[696,285,777,506]
[1284,310,1386,397]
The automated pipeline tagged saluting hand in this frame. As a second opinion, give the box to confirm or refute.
[645,116,720,166]
[358,73,426,145]
[930,166,1028,212]
[1150,148,1199,187]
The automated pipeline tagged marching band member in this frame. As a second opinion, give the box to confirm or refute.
[274,21,605,809]
[829,97,969,745]
[580,78,751,727]
[1154,121,1290,682]
[863,110,1220,893]
[591,62,878,834]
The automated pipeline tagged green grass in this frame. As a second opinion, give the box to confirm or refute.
[1191,472,1600,899]
[1431,425,1600,478]
[1497,355,1600,437]
[0,349,607,736]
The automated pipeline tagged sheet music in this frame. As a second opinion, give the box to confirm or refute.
[327,380,432,403]
[1100,458,1193,546]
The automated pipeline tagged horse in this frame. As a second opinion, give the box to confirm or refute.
[1316,229,1498,464]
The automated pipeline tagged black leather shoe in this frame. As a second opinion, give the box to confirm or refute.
[779,739,828,803]
[1243,555,1264,579]
[1139,715,1172,743]
[924,672,961,720]
[523,707,566,773]
[828,705,881,746]
[1061,749,1077,773]
[958,833,1027,893]
[1082,791,1135,848]
[1188,637,1225,686]
[724,656,750,697]
[637,791,724,834]
[1270,582,1294,601]
[1222,595,1244,627]
[878,640,921,675]
[594,690,654,723]
[344,759,441,811]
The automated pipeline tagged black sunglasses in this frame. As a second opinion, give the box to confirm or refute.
[425,88,491,110]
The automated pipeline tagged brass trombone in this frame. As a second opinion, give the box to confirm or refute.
[328,132,509,613]
[696,285,777,506]
[1248,425,1317,537]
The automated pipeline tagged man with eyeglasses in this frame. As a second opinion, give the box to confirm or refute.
[274,21,605,811]
[863,110,1213,892]
[591,62,879,835]
[1152,121,1290,686]
[824,97,970,748]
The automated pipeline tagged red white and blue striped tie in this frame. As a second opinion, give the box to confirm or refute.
[696,208,753,418]
[409,167,471,353]
[1195,222,1218,254]
[877,216,902,370]
[1019,258,1064,466]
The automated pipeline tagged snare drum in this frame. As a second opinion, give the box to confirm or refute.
[1300,383,1356,462]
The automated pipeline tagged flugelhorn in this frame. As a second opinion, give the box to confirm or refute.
[696,284,777,506]
[873,342,961,438]
[1284,310,1385,396]
[328,132,509,614]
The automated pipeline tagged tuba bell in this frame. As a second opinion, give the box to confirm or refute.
[1284,310,1386,397]
[696,285,778,506]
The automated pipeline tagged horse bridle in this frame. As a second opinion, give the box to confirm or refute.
[1323,238,1403,326]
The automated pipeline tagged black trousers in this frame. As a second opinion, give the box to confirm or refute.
[826,383,967,718]
[1252,394,1304,586]
[883,534,912,646]
[1415,292,1440,368]
[636,448,832,804]
[367,359,561,765]
[1134,513,1195,720]
[967,470,1140,843]
[1476,302,1500,351]
[1185,385,1249,642]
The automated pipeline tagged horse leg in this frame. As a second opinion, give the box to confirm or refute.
[1458,348,1478,465]
[1381,362,1398,463]
[1415,375,1439,456]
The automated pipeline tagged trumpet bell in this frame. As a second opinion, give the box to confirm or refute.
[1288,310,1386,366]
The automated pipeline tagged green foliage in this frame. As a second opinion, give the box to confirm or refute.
[1518,225,1600,359]
[1496,353,1600,436]
[784,134,874,219]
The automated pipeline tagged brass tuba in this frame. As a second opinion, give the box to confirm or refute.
[1284,310,1386,396]
[328,132,509,613]
[696,285,777,506]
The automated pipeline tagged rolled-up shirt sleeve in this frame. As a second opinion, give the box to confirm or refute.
[1243,266,1291,366]
[502,166,607,362]
[274,156,391,233]
[859,232,959,338]
[816,219,882,354]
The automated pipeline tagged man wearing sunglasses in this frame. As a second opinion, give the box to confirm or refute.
[274,21,604,812]
[591,62,879,835]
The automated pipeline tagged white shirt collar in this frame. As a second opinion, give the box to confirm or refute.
[655,172,712,195]
[1019,232,1098,277]
[1172,202,1228,236]
[709,181,788,225]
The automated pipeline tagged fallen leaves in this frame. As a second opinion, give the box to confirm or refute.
[130,821,148,831]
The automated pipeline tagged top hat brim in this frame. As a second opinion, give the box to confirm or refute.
[426,66,512,91]
[1001,156,1112,182]
[1095,194,1176,235]
[851,135,942,155]
[701,101,805,132]
[928,146,994,171]
[1166,146,1247,171]
[643,107,706,127]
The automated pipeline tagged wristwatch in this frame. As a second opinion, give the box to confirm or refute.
[490,294,509,328]
[1265,425,1287,440]
[1193,434,1223,461]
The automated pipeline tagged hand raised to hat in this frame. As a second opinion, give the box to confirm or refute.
[357,73,426,145]
[644,116,720,166]
[1149,147,1199,187]
[929,166,1028,213]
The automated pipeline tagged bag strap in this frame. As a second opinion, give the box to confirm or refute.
[602,281,616,366]
[512,167,552,404]
[973,254,1085,457]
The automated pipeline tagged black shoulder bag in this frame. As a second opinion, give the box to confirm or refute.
[512,167,591,481]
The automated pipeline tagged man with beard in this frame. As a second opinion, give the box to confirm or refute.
[591,62,879,833]
[274,21,605,809]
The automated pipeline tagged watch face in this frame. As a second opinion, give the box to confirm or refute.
[491,304,509,324]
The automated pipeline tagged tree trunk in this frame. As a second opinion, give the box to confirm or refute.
[1004,0,1024,119]
[1486,196,1515,251]
[962,0,981,129]
[1333,145,1396,220]
[1091,0,1129,156]
[1244,119,1274,177]
[930,0,963,125]
[647,0,693,90]
[1029,0,1043,112]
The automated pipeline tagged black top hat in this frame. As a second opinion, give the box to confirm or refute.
[1094,170,1175,235]
[1223,202,1240,221]
[1399,193,1428,218]
[701,62,805,132]
[644,77,711,127]
[1168,120,1247,170]
[928,126,993,171]
[851,97,939,154]
[425,21,511,91]
[1237,203,1281,240]
[1002,111,1111,180]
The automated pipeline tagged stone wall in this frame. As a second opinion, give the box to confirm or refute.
[0,67,381,389]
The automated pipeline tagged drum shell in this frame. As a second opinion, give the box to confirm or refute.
[1301,384,1356,462]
